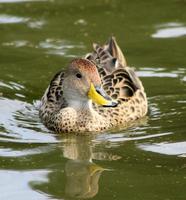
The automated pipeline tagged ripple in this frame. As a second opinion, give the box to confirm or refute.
[0,97,59,144]
[0,81,13,89]
[0,170,50,200]
[152,22,186,38]
[2,40,30,48]
[0,13,46,30]
[182,76,186,82]
[138,141,186,156]
[0,14,28,24]
[2,40,33,48]
[137,67,186,80]
[38,38,85,57]
[0,0,47,3]
[0,145,54,157]
[74,19,87,26]
[0,81,27,99]
[94,132,172,145]
[149,101,161,119]
[27,20,46,29]
[137,68,178,78]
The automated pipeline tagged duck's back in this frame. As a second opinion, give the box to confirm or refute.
[85,37,148,126]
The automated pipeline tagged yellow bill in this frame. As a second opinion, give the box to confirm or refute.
[88,83,118,107]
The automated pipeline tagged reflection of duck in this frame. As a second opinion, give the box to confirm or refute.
[62,135,121,199]
[39,37,148,133]
[30,135,121,199]
[65,160,104,199]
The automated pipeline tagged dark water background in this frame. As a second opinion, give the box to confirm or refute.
[0,0,186,199]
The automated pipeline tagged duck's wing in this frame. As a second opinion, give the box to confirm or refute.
[102,67,143,103]
[41,70,67,108]
[86,37,143,102]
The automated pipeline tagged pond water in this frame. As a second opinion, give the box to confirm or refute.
[0,0,186,199]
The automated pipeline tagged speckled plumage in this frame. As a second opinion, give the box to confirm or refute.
[39,37,148,133]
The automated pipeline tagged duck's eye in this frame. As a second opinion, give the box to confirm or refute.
[76,73,82,79]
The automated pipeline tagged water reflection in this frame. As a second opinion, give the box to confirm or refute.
[152,22,186,38]
[0,0,185,199]
[38,39,85,57]
[0,145,54,157]
[2,38,84,57]
[74,19,87,26]
[0,0,47,3]
[137,67,186,78]
[0,13,45,29]
[0,97,58,143]
[65,160,104,198]
[0,14,28,24]
[0,170,50,200]
[0,81,185,199]
[32,135,121,199]
[138,141,186,156]
[27,20,46,29]
[2,40,32,48]
[62,136,107,199]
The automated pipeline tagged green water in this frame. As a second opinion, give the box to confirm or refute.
[0,0,186,199]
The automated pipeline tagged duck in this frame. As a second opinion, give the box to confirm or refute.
[39,37,148,133]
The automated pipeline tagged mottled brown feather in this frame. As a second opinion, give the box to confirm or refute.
[39,37,148,133]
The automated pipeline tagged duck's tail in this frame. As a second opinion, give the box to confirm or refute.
[85,37,127,74]
[104,36,127,67]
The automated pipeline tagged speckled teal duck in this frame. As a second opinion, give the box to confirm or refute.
[39,37,148,133]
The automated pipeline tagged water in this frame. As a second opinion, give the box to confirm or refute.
[0,0,186,199]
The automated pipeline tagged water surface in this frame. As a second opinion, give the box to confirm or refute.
[0,0,186,199]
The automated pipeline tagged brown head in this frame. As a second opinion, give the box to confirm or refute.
[63,58,118,108]
[69,58,101,86]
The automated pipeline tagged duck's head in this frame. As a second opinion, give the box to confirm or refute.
[63,58,118,108]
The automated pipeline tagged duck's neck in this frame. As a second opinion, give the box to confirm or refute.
[68,99,93,113]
